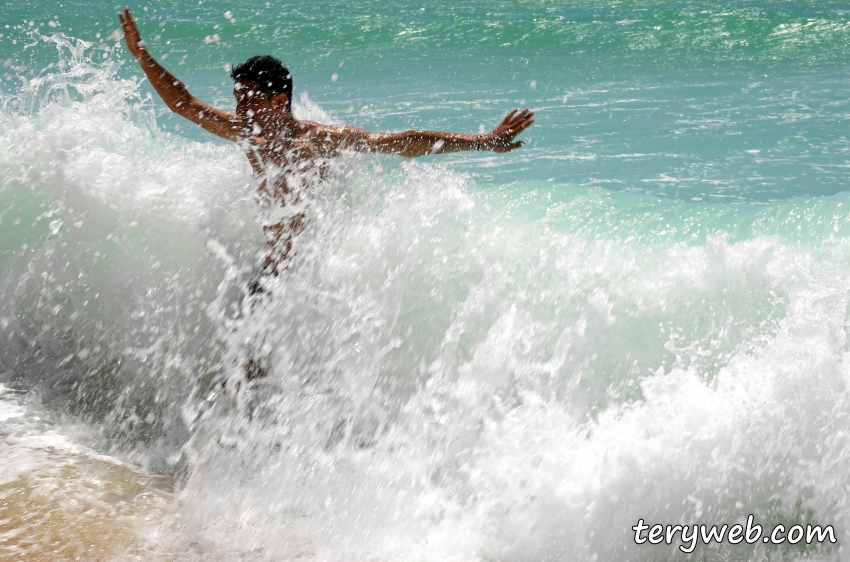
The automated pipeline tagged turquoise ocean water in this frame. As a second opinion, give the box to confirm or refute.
[3,1,850,560]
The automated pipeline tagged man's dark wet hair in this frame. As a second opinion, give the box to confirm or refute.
[231,55,293,112]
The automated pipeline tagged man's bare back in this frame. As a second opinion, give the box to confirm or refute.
[119,8,534,271]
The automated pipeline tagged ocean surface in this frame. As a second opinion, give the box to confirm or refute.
[3,0,850,560]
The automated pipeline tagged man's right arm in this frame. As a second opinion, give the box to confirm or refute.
[119,8,241,142]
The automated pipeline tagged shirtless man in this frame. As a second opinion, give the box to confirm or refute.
[119,8,534,271]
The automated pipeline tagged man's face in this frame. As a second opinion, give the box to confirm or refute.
[234,80,274,123]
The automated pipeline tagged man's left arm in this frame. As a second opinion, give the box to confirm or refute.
[317,109,534,157]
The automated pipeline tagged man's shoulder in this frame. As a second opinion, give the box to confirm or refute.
[298,119,338,134]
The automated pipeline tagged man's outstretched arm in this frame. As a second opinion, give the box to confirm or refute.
[318,109,535,157]
[119,8,240,141]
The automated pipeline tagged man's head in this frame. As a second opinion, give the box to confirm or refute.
[231,55,292,113]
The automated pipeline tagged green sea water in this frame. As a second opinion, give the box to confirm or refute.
[3,1,850,561]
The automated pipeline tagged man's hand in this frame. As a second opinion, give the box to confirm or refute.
[484,109,535,152]
[118,7,146,61]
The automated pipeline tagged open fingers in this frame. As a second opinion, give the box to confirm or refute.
[513,112,534,132]
[508,108,533,125]
[496,110,534,139]
[500,109,533,128]
[486,108,533,151]
[119,8,136,29]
